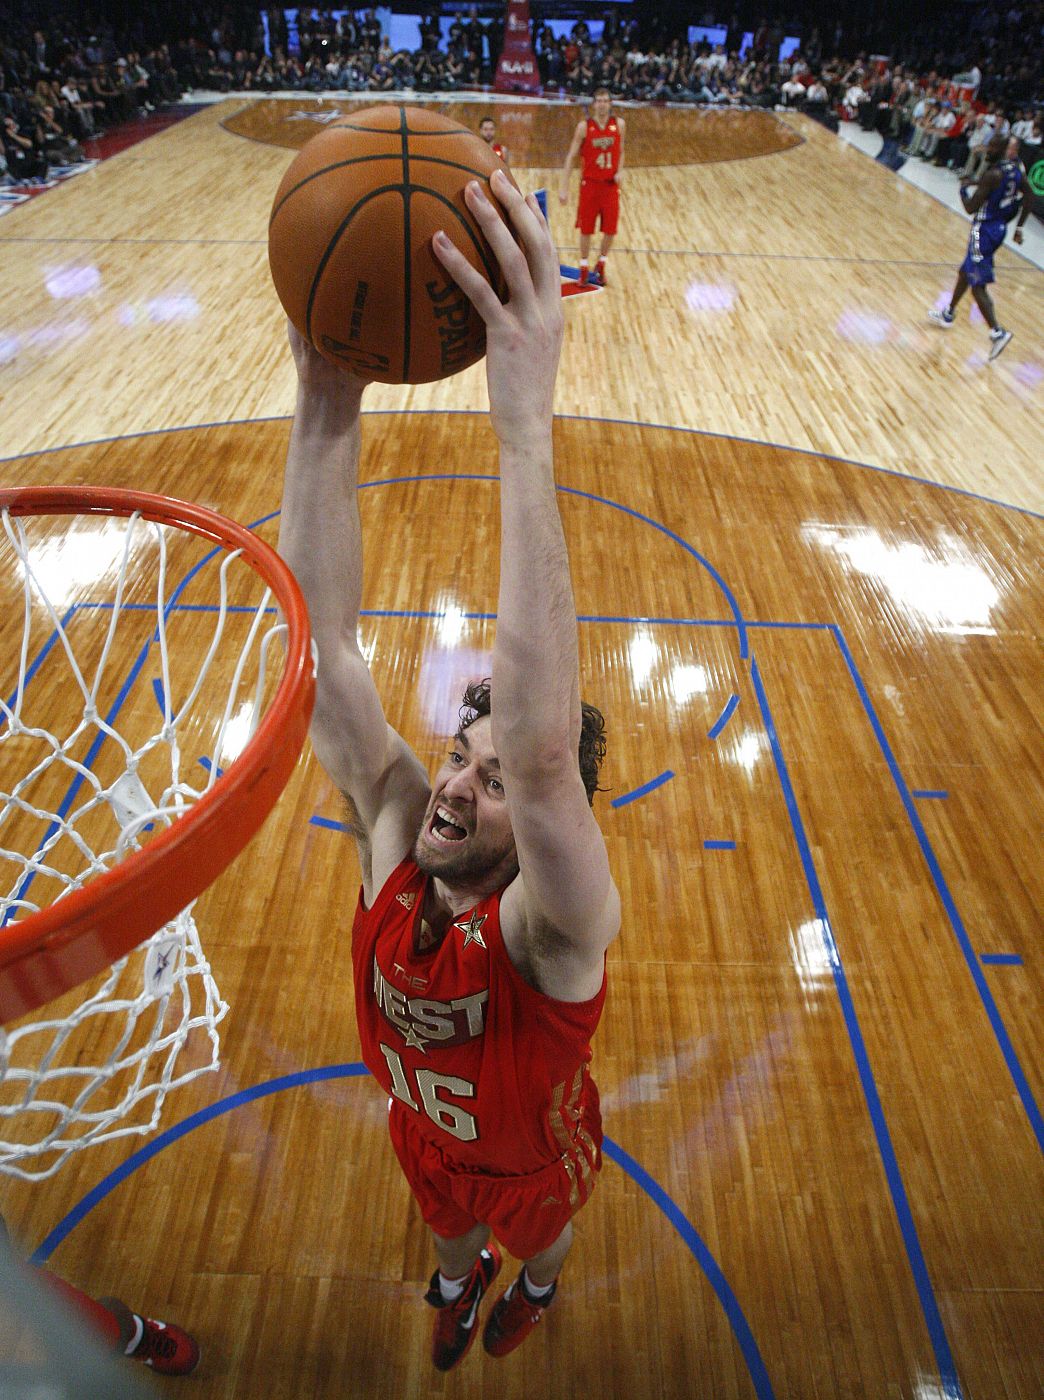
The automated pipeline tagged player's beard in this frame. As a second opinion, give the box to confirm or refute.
[412,810,517,885]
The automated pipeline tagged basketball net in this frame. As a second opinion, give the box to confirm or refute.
[0,500,303,1180]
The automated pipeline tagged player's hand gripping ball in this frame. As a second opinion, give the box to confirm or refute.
[268,105,516,384]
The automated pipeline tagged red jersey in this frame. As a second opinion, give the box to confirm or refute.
[581,116,621,182]
[352,858,606,1176]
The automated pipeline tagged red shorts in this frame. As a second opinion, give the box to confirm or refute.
[576,178,619,236]
[388,1099,601,1259]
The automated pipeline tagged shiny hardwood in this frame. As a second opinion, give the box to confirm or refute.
[0,96,1041,1400]
[222,94,805,164]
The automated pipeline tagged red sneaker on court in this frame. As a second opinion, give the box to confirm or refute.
[131,1317,201,1376]
[594,259,607,286]
[483,1273,557,1358]
[424,1243,502,1372]
[100,1298,201,1376]
[579,266,589,285]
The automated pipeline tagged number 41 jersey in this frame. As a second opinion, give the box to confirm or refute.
[352,857,606,1177]
[581,116,621,182]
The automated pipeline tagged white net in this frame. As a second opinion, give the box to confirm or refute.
[0,503,288,1180]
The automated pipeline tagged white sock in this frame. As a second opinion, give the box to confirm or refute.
[519,1267,555,1302]
[579,258,588,269]
[123,1313,144,1355]
[438,1271,467,1303]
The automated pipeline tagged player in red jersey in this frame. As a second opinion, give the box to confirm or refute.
[479,115,509,165]
[558,87,626,286]
[279,168,619,1373]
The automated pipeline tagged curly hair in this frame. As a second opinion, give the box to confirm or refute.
[458,678,607,806]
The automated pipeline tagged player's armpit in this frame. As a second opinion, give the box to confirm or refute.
[502,879,618,1003]
[339,790,373,888]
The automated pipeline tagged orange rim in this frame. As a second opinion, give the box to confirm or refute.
[0,486,314,1023]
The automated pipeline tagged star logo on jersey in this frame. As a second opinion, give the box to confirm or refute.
[454,912,487,950]
[402,1024,429,1053]
[396,891,416,910]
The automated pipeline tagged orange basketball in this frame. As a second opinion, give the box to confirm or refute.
[268,105,515,385]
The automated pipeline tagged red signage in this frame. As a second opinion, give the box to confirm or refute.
[494,0,541,95]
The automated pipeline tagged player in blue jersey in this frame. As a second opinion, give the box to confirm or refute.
[927,134,1030,361]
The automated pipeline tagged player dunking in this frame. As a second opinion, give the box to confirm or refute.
[479,115,509,165]
[558,87,625,286]
[927,133,1029,360]
[279,169,619,1372]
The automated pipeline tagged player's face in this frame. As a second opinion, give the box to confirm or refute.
[480,121,495,143]
[593,93,611,123]
[414,716,518,885]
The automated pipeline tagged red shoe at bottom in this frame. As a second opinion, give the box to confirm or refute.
[100,1298,201,1377]
[579,266,589,285]
[424,1243,502,1372]
[594,261,607,286]
[483,1274,557,1358]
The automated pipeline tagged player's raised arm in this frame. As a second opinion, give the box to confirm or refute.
[432,172,620,999]
[558,118,586,204]
[278,327,430,902]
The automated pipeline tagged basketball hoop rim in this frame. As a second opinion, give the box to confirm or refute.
[0,485,315,1024]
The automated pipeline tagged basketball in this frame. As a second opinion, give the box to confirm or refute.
[268,105,515,385]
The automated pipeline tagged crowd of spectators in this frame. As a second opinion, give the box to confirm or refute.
[842,65,1041,182]
[2,3,1041,194]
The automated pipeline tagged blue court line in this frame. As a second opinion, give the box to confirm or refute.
[310,814,350,833]
[750,654,963,1399]
[3,413,1038,521]
[63,604,831,632]
[0,233,998,272]
[0,603,74,730]
[0,235,264,247]
[351,474,752,662]
[980,953,1023,967]
[703,839,736,850]
[29,1064,369,1263]
[558,485,750,660]
[912,789,948,800]
[197,757,222,778]
[829,624,1043,1154]
[610,769,674,808]
[1,611,157,926]
[1,500,284,922]
[708,692,740,738]
[30,1064,775,1400]
[601,1138,775,1400]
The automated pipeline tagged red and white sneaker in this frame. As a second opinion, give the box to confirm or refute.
[101,1297,201,1376]
[132,1317,201,1376]
[483,1272,557,1358]
[424,1243,502,1372]
[594,259,607,286]
[578,265,589,285]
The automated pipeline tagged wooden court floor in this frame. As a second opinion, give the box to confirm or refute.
[0,98,1041,1399]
